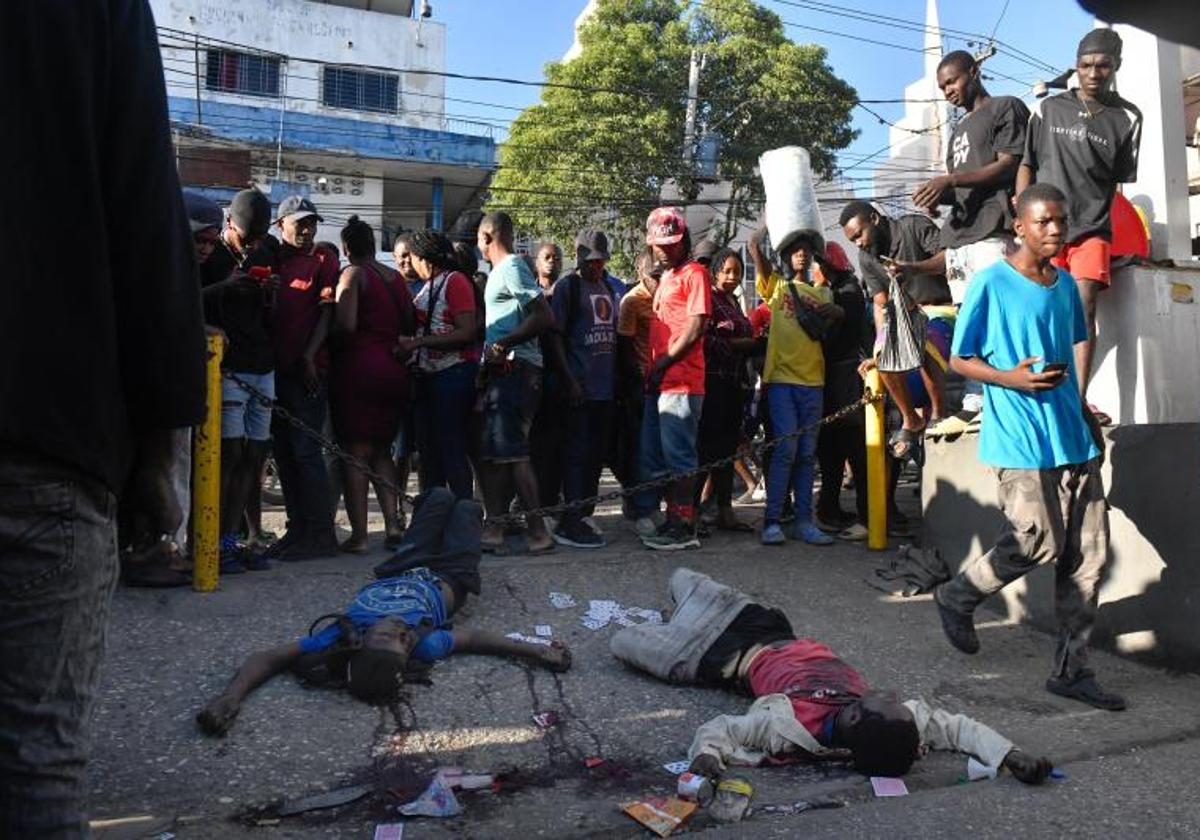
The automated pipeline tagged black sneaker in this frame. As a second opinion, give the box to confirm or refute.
[552,520,606,549]
[934,587,980,654]
[1046,671,1126,711]
[642,519,700,551]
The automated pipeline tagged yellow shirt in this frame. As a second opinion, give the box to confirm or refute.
[756,272,832,386]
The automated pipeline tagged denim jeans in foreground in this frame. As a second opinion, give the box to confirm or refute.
[764,383,823,525]
[0,448,119,839]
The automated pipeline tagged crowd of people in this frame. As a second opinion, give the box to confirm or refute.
[2,10,1146,833]
[129,32,1141,587]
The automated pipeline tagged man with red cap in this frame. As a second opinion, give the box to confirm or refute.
[635,208,712,550]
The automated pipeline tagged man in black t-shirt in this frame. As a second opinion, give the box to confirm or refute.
[915,51,1030,434]
[840,202,953,464]
[200,189,278,574]
[1016,28,1142,412]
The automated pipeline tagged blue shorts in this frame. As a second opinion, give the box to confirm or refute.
[221,372,274,441]
[640,392,703,479]
[481,359,542,462]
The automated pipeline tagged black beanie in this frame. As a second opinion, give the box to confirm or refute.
[228,189,273,238]
[1077,28,1122,60]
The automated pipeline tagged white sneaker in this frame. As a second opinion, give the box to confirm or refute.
[837,523,868,542]
[750,483,766,502]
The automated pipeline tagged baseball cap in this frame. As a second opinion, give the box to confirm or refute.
[275,194,324,225]
[228,189,273,239]
[183,191,223,234]
[575,229,610,262]
[645,206,687,245]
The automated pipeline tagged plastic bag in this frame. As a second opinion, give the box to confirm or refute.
[876,275,927,373]
[759,146,825,252]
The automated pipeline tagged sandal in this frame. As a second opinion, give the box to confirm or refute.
[888,427,926,466]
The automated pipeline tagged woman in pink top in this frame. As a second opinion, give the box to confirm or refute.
[330,216,414,553]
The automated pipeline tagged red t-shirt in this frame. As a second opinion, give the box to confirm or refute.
[749,302,771,339]
[650,260,712,395]
[746,639,868,741]
[270,244,339,371]
[413,270,477,372]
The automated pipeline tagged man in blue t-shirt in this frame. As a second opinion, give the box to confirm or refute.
[547,229,619,550]
[932,184,1120,712]
[196,489,570,736]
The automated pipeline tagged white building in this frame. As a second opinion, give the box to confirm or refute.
[871,0,952,218]
[152,0,495,246]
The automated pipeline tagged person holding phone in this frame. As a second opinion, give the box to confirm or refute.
[933,183,1119,712]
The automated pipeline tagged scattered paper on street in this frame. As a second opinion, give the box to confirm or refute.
[580,600,664,631]
[505,632,552,646]
[535,624,553,637]
[662,761,691,775]
[870,777,908,797]
[373,824,404,840]
[549,592,577,609]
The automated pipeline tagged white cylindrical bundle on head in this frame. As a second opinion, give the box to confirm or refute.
[759,146,825,254]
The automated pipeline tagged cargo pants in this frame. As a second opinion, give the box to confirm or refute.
[938,458,1110,680]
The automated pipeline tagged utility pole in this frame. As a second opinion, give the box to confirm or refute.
[682,49,700,164]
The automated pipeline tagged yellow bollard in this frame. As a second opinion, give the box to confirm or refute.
[864,369,888,550]
[192,333,223,592]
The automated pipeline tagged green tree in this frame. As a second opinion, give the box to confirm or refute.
[486,0,859,274]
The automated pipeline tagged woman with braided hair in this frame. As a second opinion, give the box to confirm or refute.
[396,229,481,499]
[329,216,414,553]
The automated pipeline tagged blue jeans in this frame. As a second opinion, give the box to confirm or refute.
[272,370,335,540]
[0,447,119,838]
[415,362,478,500]
[765,383,823,525]
[635,391,703,517]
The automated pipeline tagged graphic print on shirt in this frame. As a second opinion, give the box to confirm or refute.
[951,131,971,169]
[587,292,616,349]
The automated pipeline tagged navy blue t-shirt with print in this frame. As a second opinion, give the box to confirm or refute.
[298,570,455,662]
[550,272,618,401]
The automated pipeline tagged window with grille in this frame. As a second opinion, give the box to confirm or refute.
[205,50,280,97]
[322,66,399,114]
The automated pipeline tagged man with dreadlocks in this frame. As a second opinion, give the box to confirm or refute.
[610,568,1052,784]
[196,489,570,736]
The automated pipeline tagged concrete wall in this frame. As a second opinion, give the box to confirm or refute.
[922,428,1200,672]
[153,0,447,132]
[1088,264,1200,425]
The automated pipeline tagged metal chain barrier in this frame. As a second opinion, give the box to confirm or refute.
[225,370,882,529]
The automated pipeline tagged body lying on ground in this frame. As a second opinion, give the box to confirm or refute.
[610,568,1051,783]
[197,488,569,736]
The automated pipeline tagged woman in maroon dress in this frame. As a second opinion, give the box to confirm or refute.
[330,216,413,552]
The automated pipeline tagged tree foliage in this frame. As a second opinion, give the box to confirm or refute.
[486,0,858,274]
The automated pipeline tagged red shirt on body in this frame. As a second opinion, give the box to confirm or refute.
[413,270,478,370]
[746,638,868,741]
[649,260,711,395]
[270,243,339,372]
[749,302,772,339]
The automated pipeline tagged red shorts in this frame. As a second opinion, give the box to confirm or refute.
[1052,236,1111,286]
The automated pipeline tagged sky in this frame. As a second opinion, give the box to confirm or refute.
[431,0,1096,177]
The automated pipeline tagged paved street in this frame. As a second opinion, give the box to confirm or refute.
[90,485,1200,839]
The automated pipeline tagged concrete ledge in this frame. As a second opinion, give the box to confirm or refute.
[922,425,1200,672]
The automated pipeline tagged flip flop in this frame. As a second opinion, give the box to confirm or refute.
[888,427,925,467]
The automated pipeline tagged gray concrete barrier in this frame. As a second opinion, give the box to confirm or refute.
[922,425,1200,672]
